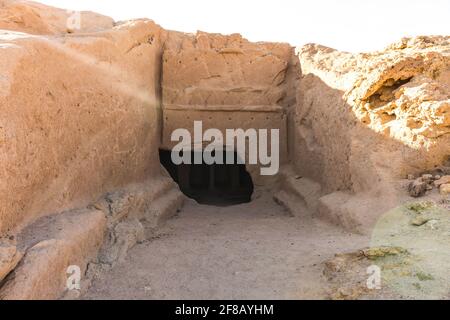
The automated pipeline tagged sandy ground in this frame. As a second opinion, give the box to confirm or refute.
[84,193,368,300]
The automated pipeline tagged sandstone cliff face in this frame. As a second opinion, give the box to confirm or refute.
[347,37,450,141]
[295,36,450,232]
[297,37,450,189]
[160,32,297,183]
[0,0,114,34]
[0,1,187,299]
[0,9,165,235]
[162,31,294,107]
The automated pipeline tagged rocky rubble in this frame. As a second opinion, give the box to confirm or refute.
[407,173,450,197]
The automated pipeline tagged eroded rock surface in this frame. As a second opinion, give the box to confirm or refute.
[0,0,449,300]
[348,37,450,145]
[0,239,22,282]
[0,15,165,235]
[0,0,114,34]
[163,32,293,107]
[294,36,450,232]
[0,208,106,300]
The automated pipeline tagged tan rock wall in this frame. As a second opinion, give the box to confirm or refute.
[162,107,287,185]
[162,31,294,108]
[161,32,296,184]
[0,19,165,235]
[293,37,450,232]
[0,208,106,300]
[295,38,450,195]
[1,0,448,248]
[0,0,114,35]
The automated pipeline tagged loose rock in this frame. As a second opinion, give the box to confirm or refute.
[421,174,434,184]
[411,216,431,227]
[408,179,428,198]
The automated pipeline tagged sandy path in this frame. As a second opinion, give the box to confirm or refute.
[84,193,367,300]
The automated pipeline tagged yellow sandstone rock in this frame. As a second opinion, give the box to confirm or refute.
[440,183,450,195]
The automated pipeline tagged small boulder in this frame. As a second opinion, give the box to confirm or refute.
[98,218,145,265]
[411,216,430,227]
[408,179,427,197]
[421,174,434,183]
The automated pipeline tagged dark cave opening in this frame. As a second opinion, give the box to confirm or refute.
[159,149,254,206]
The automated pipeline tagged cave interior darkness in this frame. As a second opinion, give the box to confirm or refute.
[159,149,254,206]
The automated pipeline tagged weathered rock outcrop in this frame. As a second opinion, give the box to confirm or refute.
[0,208,106,300]
[0,0,114,34]
[0,239,22,282]
[163,31,294,107]
[0,1,185,299]
[294,36,450,232]
[0,17,166,236]
[161,32,297,184]
[348,37,450,145]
